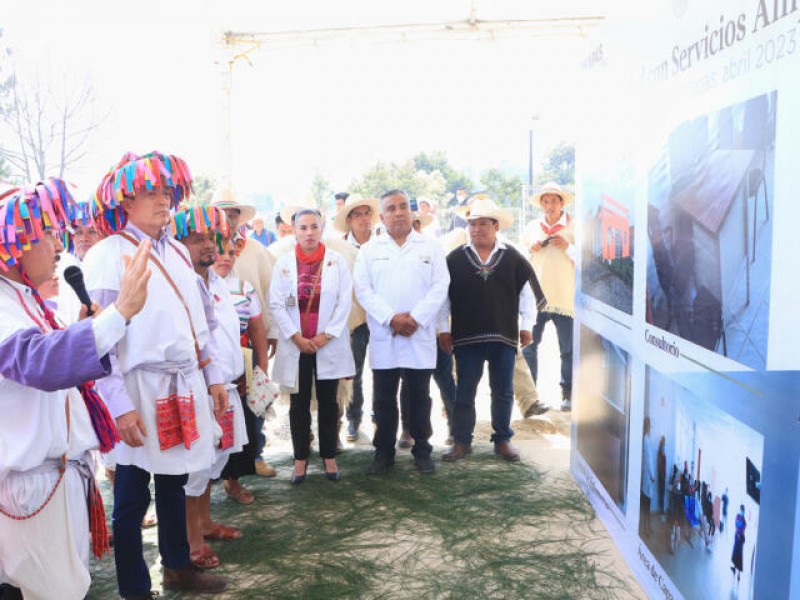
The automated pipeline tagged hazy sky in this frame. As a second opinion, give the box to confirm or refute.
[2,0,603,206]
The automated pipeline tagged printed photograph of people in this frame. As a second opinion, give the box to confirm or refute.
[645,91,776,370]
[640,366,763,599]
[575,325,631,514]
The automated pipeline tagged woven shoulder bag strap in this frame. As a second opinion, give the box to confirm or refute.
[117,232,210,369]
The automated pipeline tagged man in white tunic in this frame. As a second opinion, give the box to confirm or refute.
[171,205,248,569]
[211,190,279,478]
[0,180,150,600]
[84,151,228,598]
[354,189,449,475]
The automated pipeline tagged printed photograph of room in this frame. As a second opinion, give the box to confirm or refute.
[640,366,763,600]
[575,325,631,514]
[645,91,776,370]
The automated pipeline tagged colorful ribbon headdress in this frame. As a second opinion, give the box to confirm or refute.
[62,200,94,254]
[0,178,78,272]
[91,150,193,236]
[0,177,121,452]
[170,203,232,252]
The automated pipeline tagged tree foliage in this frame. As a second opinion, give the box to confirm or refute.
[310,171,332,209]
[349,159,448,204]
[479,168,523,207]
[192,175,217,205]
[536,141,575,185]
[412,150,473,193]
[349,152,530,211]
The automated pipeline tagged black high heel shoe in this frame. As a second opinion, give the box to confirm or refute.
[323,458,340,482]
[291,460,308,485]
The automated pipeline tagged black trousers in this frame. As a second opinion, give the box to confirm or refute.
[290,353,339,460]
[373,368,433,459]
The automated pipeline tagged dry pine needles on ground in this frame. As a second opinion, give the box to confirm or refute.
[88,448,637,599]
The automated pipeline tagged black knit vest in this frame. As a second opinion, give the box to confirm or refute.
[446,244,533,348]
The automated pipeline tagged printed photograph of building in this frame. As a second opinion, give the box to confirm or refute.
[581,161,636,314]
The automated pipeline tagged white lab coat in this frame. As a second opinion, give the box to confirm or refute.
[353,230,449,370]
[269,246,355,388]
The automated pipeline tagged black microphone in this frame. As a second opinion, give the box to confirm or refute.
[63,265,95,316]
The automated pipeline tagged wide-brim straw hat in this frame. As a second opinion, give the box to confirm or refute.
[458,195,514,230]
[413,213,434,229]
[279,197,319,227]
[333,194,380,233]
[532,181,574,206]
[211,188,257,222]
[454,192,488,218]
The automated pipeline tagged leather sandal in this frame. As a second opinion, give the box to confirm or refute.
[224,484,254,505]
[140,512,158,528]
[203,523,243,541]
[190,545,220,569]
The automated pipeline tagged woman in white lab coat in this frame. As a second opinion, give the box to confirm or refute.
[269,209,355,483]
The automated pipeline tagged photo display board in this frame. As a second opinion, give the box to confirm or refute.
[571,1,800,598]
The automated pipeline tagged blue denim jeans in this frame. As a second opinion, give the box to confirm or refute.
[434,345,457,432]
[346,323,370,426]
[113,464,190,598]
[452,342,516,445]
[521,311,574,400]
[372,368,433,459]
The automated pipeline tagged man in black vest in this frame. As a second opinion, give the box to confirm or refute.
[439,196,536,462]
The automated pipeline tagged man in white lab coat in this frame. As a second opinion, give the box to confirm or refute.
[354,189,449,475]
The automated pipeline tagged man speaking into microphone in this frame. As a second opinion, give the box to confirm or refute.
[0,179,151,600]
[63,265,96,315]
